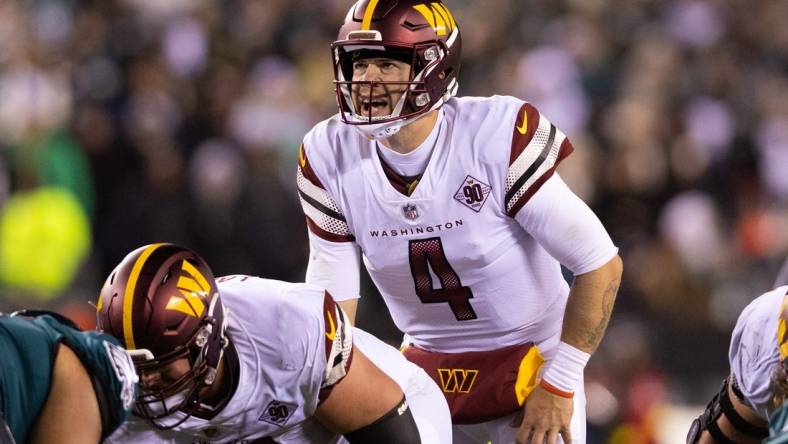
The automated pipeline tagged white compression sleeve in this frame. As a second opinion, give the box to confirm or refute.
[305,230,362,301]
[514,174,618,275]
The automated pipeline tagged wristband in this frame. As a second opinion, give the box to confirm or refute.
[540,379,574,398]
[541,341,590,396]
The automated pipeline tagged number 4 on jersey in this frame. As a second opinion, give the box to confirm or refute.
[408,237,477,321]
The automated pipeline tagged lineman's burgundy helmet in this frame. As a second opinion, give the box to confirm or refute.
[96,243,227,428]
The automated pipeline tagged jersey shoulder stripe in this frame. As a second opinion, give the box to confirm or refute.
[297,143,354,242]
[505,103,574,216]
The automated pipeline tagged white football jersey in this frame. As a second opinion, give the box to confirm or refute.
[107,276,426,443]
[298,95,617,353]
[729,285,788,419]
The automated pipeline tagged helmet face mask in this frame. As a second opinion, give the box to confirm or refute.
[129,314,219,427]
[131,349,211,428]
[96,244,228,429]
[332,0,461,139]
[133,352,201,423]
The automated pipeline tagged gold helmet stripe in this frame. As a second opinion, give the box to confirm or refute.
[123,243,165,349]
[361,0,380,31]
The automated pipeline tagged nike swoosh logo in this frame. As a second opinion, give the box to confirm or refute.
[298,144,306,168]
[516,110,528,135]
[325,310,337,341]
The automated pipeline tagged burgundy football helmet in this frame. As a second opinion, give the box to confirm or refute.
[332,0,462,139]
[96,243,227,429]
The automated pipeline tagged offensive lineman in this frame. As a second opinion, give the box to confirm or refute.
[296,1,623,443]
[99,243,451,443]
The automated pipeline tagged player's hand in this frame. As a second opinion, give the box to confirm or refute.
[512,384,573,444]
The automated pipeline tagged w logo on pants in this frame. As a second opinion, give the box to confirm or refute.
[437,368,478,393]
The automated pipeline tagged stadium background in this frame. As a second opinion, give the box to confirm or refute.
[0,0,786,442]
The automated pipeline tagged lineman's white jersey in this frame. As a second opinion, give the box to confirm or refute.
[729,285,788,419]
[107,276,447,443]
[298,95,617,354]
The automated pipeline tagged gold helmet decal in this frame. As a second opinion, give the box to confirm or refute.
[165,259,212,318]
[413,3,457,36]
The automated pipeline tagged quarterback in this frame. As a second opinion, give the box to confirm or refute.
[0,310,137,444]
[99,243,451,443]
[297,1,623,443]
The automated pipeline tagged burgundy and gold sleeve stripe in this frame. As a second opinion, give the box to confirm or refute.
[296,144,355,242]
[505,103,574,217]
[318,291,354,404]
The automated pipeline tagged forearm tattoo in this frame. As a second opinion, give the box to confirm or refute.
[582,277,620,350]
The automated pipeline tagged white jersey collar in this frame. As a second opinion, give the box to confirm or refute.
[377,109,444,177]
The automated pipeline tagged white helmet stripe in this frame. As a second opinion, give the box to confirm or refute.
[446,27,459,48]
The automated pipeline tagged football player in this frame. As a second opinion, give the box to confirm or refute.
[296,1,623,443]
[0,310,137,444]
[743,259,788,443]
[99,243,452,443]
[687,283,788,443]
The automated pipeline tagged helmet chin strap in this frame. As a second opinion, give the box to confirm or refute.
[350,116,405,140]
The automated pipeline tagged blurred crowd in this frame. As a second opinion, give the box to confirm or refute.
[0,0,786,441]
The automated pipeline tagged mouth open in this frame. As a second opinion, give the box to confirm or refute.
[360,97,390,116]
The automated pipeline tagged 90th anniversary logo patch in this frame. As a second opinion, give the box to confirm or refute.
[453,175,491,213]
